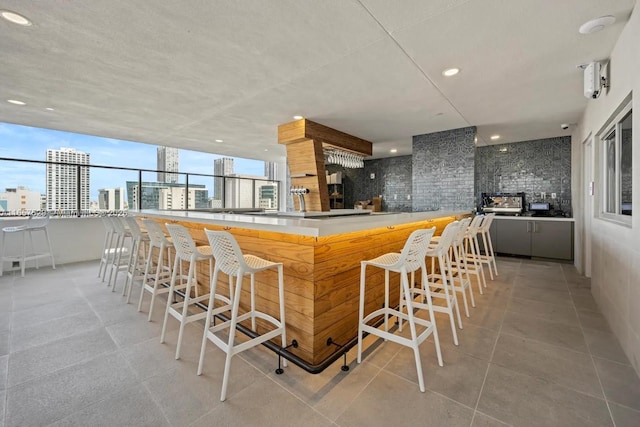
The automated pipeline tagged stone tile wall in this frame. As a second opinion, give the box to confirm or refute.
[412,127,476,211]
[475,136,572,215]
[326,155,413,212]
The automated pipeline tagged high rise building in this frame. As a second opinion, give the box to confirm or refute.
[264,161,278,181]
[213,157,234,201]
[157,146,179,183]
[98,187,126,211]
[46,147,90,211]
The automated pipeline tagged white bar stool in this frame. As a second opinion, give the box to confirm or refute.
[123,216,150,303]
[107,216,131,292]
[98,216,116,281]
[408,221,462,346]
[161,224,213,360]
[357,227,441,393]
[447,217,475,317]
[477,213,498,279]
[464,216,487,293]
[198,229,287,402]
[138,219,175,321]
[0,215,55,277]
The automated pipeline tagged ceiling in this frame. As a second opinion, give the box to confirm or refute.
[0,0,635,161]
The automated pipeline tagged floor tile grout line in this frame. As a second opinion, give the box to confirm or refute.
[496,329,591,357]
[5,326,116,390]
[42,383,145,427]
[119,346,175,427]
[380,366,479,413]
[571,282,618,426]
[469,259,518,426]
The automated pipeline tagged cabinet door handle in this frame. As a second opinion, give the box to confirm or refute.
[526,222,532,233]
[533,222,539,233]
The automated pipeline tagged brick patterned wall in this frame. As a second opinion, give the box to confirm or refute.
[326,155,413,212]
[412,127,476,211]
[475,136,572,214]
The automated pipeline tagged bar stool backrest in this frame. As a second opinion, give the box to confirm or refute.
[141,219,170,247]
[468,215,484,234]
[453,217,472,245]
[109,216,127,235]
[433,221,460,253]
[205,230,244,276]
[398,226,436,273]
[165,224,197,261]
[480,213,495,232]
[124,216,144,240]
[25,215,50,230]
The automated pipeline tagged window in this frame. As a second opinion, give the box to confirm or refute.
[599,100,632,222]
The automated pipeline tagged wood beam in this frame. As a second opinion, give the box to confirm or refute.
[285,139,330,212]
[278,119,372,156]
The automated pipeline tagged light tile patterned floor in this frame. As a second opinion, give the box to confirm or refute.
[1,258,639,427]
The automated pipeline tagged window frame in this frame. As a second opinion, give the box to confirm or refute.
[597,99,632,226]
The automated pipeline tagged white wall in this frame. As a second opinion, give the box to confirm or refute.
[573,5,640,375]
[1,217,104,273]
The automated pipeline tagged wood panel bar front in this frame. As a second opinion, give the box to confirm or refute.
[141,211,465,365]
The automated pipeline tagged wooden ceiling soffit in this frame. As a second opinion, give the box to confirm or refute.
[278,119,372,156]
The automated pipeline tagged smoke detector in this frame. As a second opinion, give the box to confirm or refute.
[579,16,615,34]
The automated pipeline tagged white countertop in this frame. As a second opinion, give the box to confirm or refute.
[491,215,575,222]
[134,209,469,237]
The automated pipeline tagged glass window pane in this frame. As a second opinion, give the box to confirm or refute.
[620,110,632,216]
[604,129,617,213]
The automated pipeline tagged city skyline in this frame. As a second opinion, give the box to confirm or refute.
[0,122,268,201]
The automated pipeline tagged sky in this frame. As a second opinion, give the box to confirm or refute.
[0,122,266,200]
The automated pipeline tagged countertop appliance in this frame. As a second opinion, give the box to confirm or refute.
[481,192,525,215]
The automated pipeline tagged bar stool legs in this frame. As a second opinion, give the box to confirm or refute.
[357,228,441,393]
[198,230,287,401]
[161,224,213,361]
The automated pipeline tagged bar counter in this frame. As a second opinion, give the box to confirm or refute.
[135,209,469,366]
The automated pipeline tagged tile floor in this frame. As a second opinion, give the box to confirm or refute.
[1,257,640,427]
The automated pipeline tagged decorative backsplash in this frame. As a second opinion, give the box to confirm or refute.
[412,127,476,211]
[475,136,572,215]
[323,132,572,216]
[326,156,413,212]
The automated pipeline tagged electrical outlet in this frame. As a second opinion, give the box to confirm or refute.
[407,194,411,200]
[541,192,546,199]
[393,194,397,200]
[551,193,557,199]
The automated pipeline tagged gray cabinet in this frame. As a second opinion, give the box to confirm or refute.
[492,219,574,260]
[531,221,573,259]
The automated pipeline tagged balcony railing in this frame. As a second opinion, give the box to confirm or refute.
[0,157,281,217]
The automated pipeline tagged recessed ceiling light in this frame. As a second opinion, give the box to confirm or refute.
[264,149,268,151]
[390,149,398,153]
[293,115,304,120]
[215,139,223,143]
[45,107,55,111]
[579,15,615,34]
[442,68,460,77]
[0,10,32,26]
[490,135,500,140]
[7,99,26,105]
